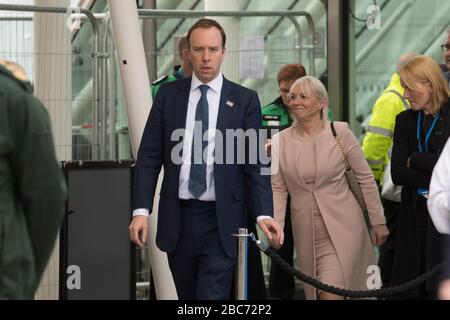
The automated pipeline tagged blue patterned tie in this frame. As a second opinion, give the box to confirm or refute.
[188,84,209,198]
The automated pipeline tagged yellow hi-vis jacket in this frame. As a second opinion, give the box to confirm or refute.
[362,73,410,183]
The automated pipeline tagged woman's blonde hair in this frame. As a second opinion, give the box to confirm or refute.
[399,55,450,115]
[289,75,329,124]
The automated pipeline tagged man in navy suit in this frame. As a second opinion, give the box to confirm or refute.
[129,18,283,300]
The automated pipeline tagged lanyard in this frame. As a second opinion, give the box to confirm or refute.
[416,111,440,153]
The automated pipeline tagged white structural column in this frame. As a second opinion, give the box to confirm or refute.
[33,0,71,300]
[33,0,72,160]
[107,0,177,299]
[204,0,240,83]
[107,0,151,156]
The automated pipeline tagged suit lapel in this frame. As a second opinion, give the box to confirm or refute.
[214,78,235,170]
[174,78,191,175]
[215,77,234,135]
[175,77,192,130]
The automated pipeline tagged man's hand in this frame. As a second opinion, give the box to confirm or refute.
[129,215,148,248]
[371,224,389,246]
[257,218,284,250]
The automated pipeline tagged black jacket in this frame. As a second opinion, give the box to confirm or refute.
[390,100,450,296]
[0,64,67,299]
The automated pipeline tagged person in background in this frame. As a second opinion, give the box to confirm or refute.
[361,52,417,287]
[262,63,306,299]
[263,64,306,131]
[390,55,450,299]
[428,138,450,235]
[271,76,388,300]
[151,35,193,98]
[427,137,450,300]
[441,28,450,85]
[428,29,450,300]
[426,29,450,300]
[0,60,67,299]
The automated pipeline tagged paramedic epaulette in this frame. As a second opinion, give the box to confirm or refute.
[151,75,168,86]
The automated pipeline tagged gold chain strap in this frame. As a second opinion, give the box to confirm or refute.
[334,136,350,170]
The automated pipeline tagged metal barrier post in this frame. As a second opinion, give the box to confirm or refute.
[234,228,248,300]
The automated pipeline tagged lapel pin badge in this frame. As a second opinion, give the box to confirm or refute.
[226,100,234,107]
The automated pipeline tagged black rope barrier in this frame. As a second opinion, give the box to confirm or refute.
[252,237,447,298]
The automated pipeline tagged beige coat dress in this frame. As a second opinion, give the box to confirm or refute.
[271,121,386,300]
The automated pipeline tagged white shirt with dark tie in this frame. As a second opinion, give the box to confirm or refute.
[133,73,271,222]
[178,73,222,201]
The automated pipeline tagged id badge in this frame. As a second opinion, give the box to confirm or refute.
[417,188,429,199]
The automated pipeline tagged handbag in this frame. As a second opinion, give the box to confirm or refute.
[380,154,402,202]
[330,122,371,233]
[378,89,408,203]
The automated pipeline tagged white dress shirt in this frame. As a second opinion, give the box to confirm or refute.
[178,73,222,201]
[133,73,271,222]
[428,138,450,234]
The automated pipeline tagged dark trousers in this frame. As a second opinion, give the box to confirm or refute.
[378,198,401,287]
[269,198,295,299]
[390,199,443,300]
[167,200,235,300]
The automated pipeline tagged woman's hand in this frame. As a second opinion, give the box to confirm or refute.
[371,224,389,246]
[257,218,284,250]
[265,139,272,157]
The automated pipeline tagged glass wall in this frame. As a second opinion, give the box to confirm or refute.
[351,0,449,137]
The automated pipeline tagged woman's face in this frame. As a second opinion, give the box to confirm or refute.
[401,78,433,113]
[288,84,325,121]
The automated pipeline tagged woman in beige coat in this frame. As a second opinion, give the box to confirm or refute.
[270,76,389,300]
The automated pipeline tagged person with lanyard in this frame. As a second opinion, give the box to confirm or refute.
[150,35,193,99]
[362,53,417,288]
[390,55,450,300]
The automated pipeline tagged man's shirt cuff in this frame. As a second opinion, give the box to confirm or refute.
[133,208,149,217]
[256,215,273,222]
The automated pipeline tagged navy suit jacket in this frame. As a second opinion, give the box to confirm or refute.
[132,76,273,257]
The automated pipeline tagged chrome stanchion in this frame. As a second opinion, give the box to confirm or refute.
[233,228,249,300]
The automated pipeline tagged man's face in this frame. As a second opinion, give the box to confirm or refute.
[444,33,450,70]
[188,27,225,83]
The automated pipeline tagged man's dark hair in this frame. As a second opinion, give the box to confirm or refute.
[187,18,226,49]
